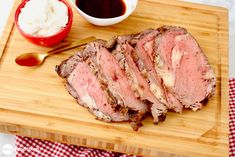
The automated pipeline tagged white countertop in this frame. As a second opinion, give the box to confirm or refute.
[0,0,234,156]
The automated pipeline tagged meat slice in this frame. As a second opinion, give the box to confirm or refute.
[56,53,129,122]
[113,42,167,123]
[135,30,183,112]
[154,26,216,111]
[55,54,82,78]
[97,47,149,122]
[68,62,130,121]
[63,40,149,130]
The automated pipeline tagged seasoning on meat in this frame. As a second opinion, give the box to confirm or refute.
[56,25,216,131]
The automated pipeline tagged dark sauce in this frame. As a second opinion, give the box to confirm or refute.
[76,0,126,18]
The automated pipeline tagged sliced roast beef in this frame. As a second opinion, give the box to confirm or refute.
[68,61,130,121]
[134,30,183,112]
[83,41,149,111]
[111,30,183,113]
[113,41,167,123]
[96,47,149,123]
[62,40,150,130]
[56,25,216,131]
[154,26,216,111]
[56,52,129,122]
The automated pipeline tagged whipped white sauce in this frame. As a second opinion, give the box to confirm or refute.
[18,0,68,37]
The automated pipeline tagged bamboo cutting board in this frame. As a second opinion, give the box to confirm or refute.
[0,0,228,156]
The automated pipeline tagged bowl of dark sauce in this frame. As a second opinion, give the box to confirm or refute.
[70,0,137,26]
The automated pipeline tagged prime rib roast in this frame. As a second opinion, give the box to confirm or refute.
[55,26,216,131]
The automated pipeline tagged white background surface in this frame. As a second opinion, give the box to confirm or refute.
[0,0,234,156]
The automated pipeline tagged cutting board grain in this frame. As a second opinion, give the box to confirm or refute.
[0,0,228,156]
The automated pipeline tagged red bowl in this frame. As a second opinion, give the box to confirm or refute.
[15,0,73,46]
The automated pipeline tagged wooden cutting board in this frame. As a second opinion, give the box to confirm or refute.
[0,0,228,156]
